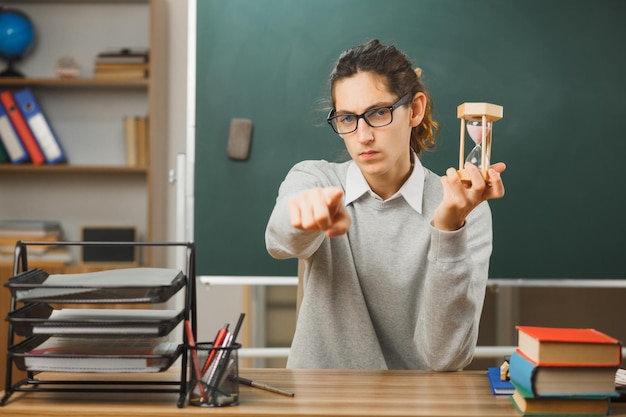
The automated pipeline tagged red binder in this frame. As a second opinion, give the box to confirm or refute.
[0,90,45,165]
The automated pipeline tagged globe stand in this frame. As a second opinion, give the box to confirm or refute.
[0,59,25,77]
[457,102,503,185]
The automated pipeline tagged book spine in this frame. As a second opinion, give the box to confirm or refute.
[0,90,45,165]
[13,88,66,164]
[136,116,148,167]
[124,116,137,167]
[509,350,538,397]
[0,100,29,163]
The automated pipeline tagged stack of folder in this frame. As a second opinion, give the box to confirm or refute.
[509,325,622,416]
[0,88,66,165]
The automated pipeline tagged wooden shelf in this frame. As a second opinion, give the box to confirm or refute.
[2,0,147,4]
[0,0,169,393]
[0,77,148,88]
[0,0,167,247]
[0,165,148,174]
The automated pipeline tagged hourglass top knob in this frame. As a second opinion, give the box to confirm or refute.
[457,102,503,122]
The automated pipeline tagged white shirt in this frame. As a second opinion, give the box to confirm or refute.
[344,153,424,214]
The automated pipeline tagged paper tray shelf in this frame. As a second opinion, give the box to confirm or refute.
[7,302,185,338]
[4,267,186,304]
[2,240,198,408]
[9,335,183,373]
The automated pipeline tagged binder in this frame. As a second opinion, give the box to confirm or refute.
[13,88,66,164]
[0,141,8,163]
[0,90,45,165]
[0,98,29,163]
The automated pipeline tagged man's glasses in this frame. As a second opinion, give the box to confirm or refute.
[327,93,411,135]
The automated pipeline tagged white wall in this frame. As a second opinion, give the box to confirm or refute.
[163,0,247,345]
[164,0,188,252]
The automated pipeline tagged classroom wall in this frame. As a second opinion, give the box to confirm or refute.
[164,0,189,264]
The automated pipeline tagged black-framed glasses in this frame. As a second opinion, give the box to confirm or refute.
[326,93,412,135]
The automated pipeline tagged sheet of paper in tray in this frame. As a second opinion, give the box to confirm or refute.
[15,267,184,301]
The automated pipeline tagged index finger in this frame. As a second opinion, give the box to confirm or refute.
[323,187,344,207]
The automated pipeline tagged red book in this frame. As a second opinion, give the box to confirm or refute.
[0,90,45,165]
[516,325,622,367]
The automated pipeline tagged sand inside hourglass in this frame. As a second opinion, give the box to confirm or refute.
[465,121,491,168]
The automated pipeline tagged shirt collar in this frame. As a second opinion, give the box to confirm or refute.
[344,153,424,213]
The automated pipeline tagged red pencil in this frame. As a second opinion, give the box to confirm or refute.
[185,320,206,400]
[200,323,229,376]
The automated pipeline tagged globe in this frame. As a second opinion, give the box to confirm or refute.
[0,8,35,77]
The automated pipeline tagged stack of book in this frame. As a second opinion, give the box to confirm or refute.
[123,115,149,167]
[509,325,622,416]
[0,88,66,166]
[94,48,149,80]
[0,219,71,265]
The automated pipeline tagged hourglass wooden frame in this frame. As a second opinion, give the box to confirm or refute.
[457,102,503,184]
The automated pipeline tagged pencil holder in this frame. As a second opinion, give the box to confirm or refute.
[188,342,241,407]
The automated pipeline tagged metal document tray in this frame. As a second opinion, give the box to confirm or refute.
[4,268,186,304]
[9,335,184,373]
[8,302,184,338]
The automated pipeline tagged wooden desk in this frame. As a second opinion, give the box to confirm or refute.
[0,368,625,416]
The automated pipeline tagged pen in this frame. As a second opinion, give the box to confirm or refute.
[200,323,229,376]
[203,331,233,387]
[231,312,245,343]
[205,313,246,401]
[232,375,295,397]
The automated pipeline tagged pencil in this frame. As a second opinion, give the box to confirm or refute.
[184,319,206,400]
[206,313,246,401]
[200,323,229,376]
[231,312,245,343]
[232,375,295,397]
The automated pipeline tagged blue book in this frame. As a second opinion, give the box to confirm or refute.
[13,88,66,164]
[509,350,618,398]
[0,99,28,163]
[487,367,514,395]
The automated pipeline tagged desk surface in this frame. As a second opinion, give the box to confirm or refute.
[1,368,625,417]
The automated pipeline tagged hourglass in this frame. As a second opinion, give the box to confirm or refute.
[457,102,503,184]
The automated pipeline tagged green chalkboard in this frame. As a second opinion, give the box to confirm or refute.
[195,0,626,278]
